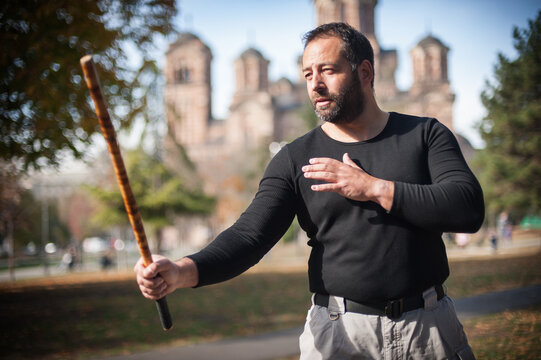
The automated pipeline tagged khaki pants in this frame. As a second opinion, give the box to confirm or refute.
[299,292,475,360]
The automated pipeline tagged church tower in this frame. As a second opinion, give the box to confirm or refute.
[314,0,377,38]
[314,0,378,52]
[227,48,274,148]
[410,35,450,89]
[164,33,213,146]
[312,0,398,100]
[408,35,454,131]
[232,48,270,104]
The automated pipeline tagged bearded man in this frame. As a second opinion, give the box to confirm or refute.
[135,22,484,359]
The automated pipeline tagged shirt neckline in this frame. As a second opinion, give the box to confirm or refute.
[316,112,395,146]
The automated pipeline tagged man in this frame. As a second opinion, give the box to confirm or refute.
[135,22,484,359]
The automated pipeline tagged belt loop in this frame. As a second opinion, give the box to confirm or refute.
[328,295,346,313]
[327,295,345,320]
[423,286,438,310]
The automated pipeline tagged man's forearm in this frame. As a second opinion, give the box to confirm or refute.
[391,181,485,233]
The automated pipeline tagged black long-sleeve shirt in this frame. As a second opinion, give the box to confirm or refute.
[188,113,485,304]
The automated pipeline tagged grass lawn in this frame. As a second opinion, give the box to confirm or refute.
[0,252,540,359]
[464,304,541,359]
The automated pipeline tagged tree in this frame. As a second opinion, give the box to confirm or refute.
[88,147,215,253]
[476,11,541,222]
[0,0,177,170]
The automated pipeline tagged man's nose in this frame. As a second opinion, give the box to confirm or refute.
[310,72,325,92]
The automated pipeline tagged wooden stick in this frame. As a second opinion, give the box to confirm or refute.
[80,55,173,330]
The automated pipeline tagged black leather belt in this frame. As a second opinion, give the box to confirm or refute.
[314,285,445,320]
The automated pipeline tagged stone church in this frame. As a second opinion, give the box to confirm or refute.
[161,0,474,245]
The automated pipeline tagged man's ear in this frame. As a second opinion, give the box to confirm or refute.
[357,59,374,88]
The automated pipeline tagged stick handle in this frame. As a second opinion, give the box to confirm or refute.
[80,55,173,330]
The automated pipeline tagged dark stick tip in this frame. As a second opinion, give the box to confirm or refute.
[156,297,173,331]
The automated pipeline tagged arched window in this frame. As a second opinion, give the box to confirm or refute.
[175,66,191,83]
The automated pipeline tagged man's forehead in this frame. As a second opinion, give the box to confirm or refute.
[302,37,345,67]
[304,35,343,51]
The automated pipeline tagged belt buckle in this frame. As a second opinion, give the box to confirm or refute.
[385,299,404,320]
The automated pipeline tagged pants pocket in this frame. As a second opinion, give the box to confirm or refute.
[434,298,473,358]
[456,344,476,360]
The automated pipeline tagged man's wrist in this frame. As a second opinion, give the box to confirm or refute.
[174,257,199,288]
[372,179,394,211]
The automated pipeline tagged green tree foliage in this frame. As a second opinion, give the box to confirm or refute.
[0,0,177,170]
[88,147,215,252]
[476,11,541,221]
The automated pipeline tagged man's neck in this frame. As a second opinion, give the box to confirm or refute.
[321,107,389,143]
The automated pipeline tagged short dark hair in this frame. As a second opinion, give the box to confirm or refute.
[303,22,375,86]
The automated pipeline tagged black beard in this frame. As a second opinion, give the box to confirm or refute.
[311,75,364,124]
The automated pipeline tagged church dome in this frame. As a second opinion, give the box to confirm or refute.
[416,35,448,50]
[167,32,212,54]
[239,47,265,60]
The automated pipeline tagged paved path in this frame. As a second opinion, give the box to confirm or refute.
[99,284,541,360]
[2,236,540,283]
[454,284,541,319]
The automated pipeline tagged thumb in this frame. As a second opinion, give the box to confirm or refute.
[342,153,360,168]
[142,262,159,278]
[145,257,172,278]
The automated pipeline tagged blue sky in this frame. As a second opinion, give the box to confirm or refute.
[166,0,540,148]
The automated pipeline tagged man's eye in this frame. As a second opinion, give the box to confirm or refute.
[304,73,312,80]
[323,68,334,73]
